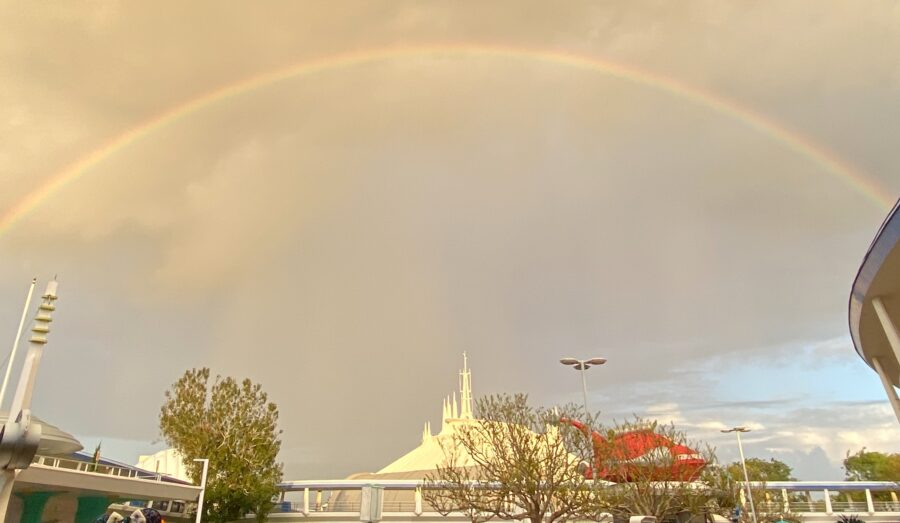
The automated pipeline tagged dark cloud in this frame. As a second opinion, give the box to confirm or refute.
[0,1,897,479]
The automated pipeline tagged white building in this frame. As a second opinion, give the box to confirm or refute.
[136,448,190,482]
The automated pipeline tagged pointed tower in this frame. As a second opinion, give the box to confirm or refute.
[459,352,473,419]
[377,352,484,474]
[451,392,459,419]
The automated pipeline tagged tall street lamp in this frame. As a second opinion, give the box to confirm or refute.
[559,357,607,417]
[560,357,606,480]
[722,427,758,523]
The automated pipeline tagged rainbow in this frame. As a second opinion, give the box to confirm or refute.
[1,44,893,236]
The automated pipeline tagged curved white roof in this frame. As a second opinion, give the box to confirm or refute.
[849,197,900,385]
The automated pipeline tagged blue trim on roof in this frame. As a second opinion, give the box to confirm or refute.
[849,197,900,364]
[67,452,193,485]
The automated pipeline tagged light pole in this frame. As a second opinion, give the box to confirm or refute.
[193,458,209,523]
[559,357,607,417]
[722,427,757,523]
[560,357,606,480]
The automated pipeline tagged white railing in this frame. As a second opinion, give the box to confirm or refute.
[273,480,900,521]
[758,501,900,513]
[272,501,419,514]
[831,501,900,512]
[31,455,168,482]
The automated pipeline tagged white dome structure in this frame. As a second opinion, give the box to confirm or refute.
[375,353,479,477]
[327,355,578,513]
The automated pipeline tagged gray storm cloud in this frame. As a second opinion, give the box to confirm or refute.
[0,1,898,478]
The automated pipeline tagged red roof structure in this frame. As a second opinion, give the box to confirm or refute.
[561,418,707,482]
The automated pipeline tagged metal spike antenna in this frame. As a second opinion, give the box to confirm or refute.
[0,280,58,523]
[459,352,473,419]
[0,279,36,408]
[9,280,58,419]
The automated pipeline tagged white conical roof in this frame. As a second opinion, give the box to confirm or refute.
[379,354,478,474]
[375,354,579,476]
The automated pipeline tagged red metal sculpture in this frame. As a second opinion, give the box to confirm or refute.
[561,419,707,482]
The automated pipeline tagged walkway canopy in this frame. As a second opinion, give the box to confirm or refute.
[849,197,900,422]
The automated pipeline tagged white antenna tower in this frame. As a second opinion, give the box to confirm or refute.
[459,352,473,419]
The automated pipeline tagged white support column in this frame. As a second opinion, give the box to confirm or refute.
[824,489,832,515]
[865,489,875,515]
[0,279,35,409]
[871,357,900,423]
[193,458,209,523]
[873,298,900,363]
[302,488,309,516]
[782,489,790,514]
[414,487,423,516]
[872,297,900,423]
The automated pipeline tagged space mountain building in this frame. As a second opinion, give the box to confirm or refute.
[327,355,486,511]
[368,354,478,478]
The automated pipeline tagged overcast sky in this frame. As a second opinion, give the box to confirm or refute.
[1,2,899,480]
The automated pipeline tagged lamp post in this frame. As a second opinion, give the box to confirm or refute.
[560,357,606,480]
[722,427,757,523]
[193,458,209,523]
[559,357,607,417]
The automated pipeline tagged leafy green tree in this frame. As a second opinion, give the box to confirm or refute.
[843,448,900,481]
[160,368,283,523]
[726,458,796,482]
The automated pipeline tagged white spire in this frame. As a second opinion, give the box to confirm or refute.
[459,352,473,419]
[441,397,449,433]
[422,422,432,443]
[438,353,476,434]
[452,392,459,419]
